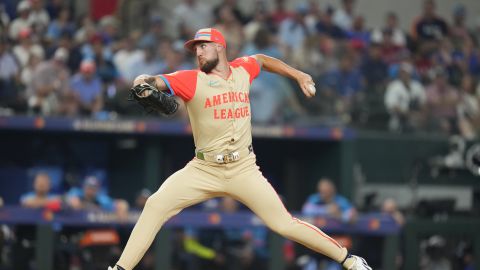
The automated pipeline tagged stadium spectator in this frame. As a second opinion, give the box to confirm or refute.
[69,60,104,115]
[361,43,388,92]
[159,41,193,74]
[278,4,310,63]
[425,68,460,134]
[0,39,20,108]
[0,4,10,31]
[128,43,163,81]
[381,198,405,226]
[115,199,130,223]
[213,0,247,25]
[8,0,31,40]
[449,3,472,50]
[315,5,346,40]
[28,47,70,115]
[45,0,68,20]
[20,172,59,208]
[320,52,364,122]
[97,15,120,46]
[12,27,45,68]
[66,176,114,211]
[346,16,369,47]
[323,52,363,98]
[432,38,465,87]
[243,7,271,43]
[301,178,357,270]
[45,8,74,42]
[115,0,153,35]
[302,178,357,223]
[379,28,409,65]
[303,1,322,34]
[173,0,212,40]
[138,15,165,50]
[457,74,480,139]
[270,0,293,27]
[412,0,448,42]
[20,49,42,96]
[384,62,426,132]
[74,14,96,45]
[214,5,245,60]
[113,32,143,81]
[333,0,356,31]
[90,35,120,85]
[54,32,82,74]
[28,0,50,34]
[371,12,406,48]
[420,235,452,270]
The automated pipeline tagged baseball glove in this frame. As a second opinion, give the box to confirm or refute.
[128,83,179,115]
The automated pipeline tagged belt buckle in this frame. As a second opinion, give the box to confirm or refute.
[218,151,240,164]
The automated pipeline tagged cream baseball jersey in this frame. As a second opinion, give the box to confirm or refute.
[158,56,260,154]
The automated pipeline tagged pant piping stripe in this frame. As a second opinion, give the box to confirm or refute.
[264,179,343,249]
[293,217,342,248]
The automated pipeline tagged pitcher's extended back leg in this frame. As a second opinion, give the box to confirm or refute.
[226,168,348,263]
[116,162,223,270]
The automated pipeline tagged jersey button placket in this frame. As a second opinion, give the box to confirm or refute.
[228,79,236,144]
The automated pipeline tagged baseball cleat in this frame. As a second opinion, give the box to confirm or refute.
[345,255,372,270]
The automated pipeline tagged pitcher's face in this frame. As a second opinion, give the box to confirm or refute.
[195,42,220,73]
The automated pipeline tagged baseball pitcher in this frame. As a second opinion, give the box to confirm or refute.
[111,28,371,270]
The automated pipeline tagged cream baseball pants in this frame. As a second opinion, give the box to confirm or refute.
[117,153,347,269]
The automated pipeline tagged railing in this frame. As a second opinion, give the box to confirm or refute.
[0,115,355,140]
[0,206,400,270]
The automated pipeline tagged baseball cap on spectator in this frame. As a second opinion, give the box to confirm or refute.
[18,28,32,39]
[80,60,96,74]
[184,28,226,52]
[53,47,69,62]
[17,0,31,12]
[83,176,100,188]
[399,62,414,75]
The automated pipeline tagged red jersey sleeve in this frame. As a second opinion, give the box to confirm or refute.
[158,70,198,101]
[230,56,261,83]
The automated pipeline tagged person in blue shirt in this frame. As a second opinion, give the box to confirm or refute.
[69,60,104,115]
[302,178,357,223]
[301,178,358,270]
[322,55,364,98]
[66,176,114,211]
[20,172,59,208]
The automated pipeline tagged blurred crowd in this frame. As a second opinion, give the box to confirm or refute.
[1,0,480,137]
